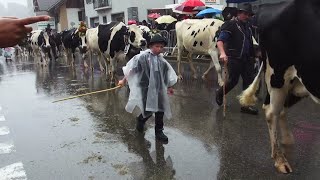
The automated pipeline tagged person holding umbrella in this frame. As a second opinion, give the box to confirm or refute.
[215,3,258,115]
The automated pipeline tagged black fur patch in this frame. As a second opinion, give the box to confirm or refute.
[193,41,197,47]
[200,41,203,46]
[270,73,285,88]
[193,33,198,38]
[210,21,215,26]
[98,22,119,53]
[187,26,191,30]
[197,29,200,33]
[191,30,195,36]
[203,27,206,31]
[129,31,136,43]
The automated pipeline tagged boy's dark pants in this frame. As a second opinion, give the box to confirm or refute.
[137,112,164,131]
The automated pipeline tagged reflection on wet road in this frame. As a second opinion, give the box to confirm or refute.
[0,57,320,179]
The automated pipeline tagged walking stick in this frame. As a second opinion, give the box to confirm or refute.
[223,61,228,118]
[52,85,122,103]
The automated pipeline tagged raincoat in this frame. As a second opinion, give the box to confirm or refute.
[123,49,177,119]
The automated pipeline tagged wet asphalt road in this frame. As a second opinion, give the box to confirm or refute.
[0,56,320,180]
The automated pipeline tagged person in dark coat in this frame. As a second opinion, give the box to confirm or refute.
[216,3,258,115]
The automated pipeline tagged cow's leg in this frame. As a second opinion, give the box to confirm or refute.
[97,52,105,72]
[265,88,292,173]
[177,46,184,80]
[71,48,76,68]
[40,50,46,67]
[279,108,294,145]
[110,57,117,86]
[90,51,94,71]
[205,49,223,86]
[82,51,89,69]
[187,52,197,79]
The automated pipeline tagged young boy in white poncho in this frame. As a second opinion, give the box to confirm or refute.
[118,34,177,142]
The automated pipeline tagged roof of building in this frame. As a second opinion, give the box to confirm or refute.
[35,0,61,11]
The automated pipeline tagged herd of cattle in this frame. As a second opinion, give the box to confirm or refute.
[10,0,320,174]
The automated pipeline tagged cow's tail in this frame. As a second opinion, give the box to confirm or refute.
[238,61,264,106]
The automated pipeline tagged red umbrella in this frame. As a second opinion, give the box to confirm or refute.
[173,0,205,14]
[173,5,198,14]
[128,20,137,25]
[182,0,205,7]
[148,13,161,19]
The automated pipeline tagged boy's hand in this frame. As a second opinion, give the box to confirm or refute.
[118,79,126,87]
[167,87,174,95]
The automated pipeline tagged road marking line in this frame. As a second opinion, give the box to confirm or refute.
[0,126,10,136]
[0,116,5,122]
[0,162,27,180]
[0,142,15,155]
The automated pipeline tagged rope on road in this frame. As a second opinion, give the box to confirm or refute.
[52,85,122,103]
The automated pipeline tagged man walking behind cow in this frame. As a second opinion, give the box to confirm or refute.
[216,3,258,115]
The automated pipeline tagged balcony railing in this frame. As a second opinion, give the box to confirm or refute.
[93,0,111,10]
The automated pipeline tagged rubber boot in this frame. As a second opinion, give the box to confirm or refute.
[155,129,168,142]
[155,112,168,142]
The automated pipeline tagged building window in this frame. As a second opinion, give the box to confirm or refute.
[78,11,85,21]
[103,16,107,23]
[90,17,99,28]
[86,0,92,4]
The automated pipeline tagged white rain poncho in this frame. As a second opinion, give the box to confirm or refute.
[123,49,177,119]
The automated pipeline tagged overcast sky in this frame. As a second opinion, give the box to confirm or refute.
[0,0,27,7]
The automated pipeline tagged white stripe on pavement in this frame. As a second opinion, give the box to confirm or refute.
[0,162,27,180]
[0,142,15,155]
[0,126,10,136]
[0,115,5,122]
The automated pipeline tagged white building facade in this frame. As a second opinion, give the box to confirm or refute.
[85,0,183,27]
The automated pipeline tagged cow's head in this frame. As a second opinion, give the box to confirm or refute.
[127,24,147,48]
[139,25,152,47]
[41,31,51,49]
[74,24,88,53]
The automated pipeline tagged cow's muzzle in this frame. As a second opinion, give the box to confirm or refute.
[140,40,146,47]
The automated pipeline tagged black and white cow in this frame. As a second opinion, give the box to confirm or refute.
[61,28,87,67]
[85,22,147,82]
[175,19,225,84]
[238,0,320,174]
[30,30,52,66]
[52,32,63,57]
[125,25,151,61]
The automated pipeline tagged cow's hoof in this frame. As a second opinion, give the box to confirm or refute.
[192,75,198,79]
[201,74,207,80]
[275,158,293,174]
